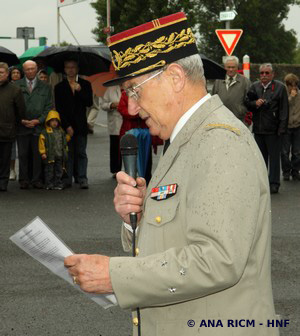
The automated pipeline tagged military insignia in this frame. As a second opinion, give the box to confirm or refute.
[204,123,241,136]
[151,183,178,201]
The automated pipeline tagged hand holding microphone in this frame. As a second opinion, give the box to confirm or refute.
[114,134,146,226]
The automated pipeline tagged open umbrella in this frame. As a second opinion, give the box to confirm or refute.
[19,46,48,63]
[0,46,19,66]
[200,54,226,80]
[34,45,111,76]
[85,64,116,97]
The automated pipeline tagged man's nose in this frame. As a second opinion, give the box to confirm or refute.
[128,98,141,116]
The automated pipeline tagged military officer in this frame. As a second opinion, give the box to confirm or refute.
[65,12,279,336]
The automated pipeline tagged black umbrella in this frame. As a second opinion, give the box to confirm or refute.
[34,45,111,76]
[200,54,226,80]
[0,46,19,66]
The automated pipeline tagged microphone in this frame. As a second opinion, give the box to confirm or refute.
[120,133,138,178]
[120,134,138,230]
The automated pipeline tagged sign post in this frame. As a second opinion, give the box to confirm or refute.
[17,27,35,51]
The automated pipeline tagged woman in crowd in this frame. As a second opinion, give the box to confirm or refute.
[281,73,300,181]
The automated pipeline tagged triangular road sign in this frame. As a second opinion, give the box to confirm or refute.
[215,29,243,56]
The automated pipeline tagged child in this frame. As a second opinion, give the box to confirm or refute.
[39,110,70,190]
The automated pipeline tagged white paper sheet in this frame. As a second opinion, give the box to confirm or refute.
[10,216,118,309]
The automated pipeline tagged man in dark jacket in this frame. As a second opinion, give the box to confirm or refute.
[0,62,25,191]
[245,63,289,193]
[15,60,52,189]
[54,60,93,189]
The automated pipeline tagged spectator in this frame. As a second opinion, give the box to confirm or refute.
[15,60,52,189]
[0,62,25,191]
[87,94,100,134]
[54,60,93,189]
[9,66,23,181]
[37,69,49,83]
[212,55,251,124]
[39,110,70,190]
[281,73,300,181]
[101,85,122,177]
[245,63,289,194]
[9,66,23,82]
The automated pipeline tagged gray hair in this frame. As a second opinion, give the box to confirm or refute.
[149,54,205,85]
[224,55,239,66]
[174,54,205,84]
[259,63,273,72]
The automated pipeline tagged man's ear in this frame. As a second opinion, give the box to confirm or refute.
[165,63,186,93]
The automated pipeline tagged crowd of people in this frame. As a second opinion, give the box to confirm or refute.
[0,59,93,191]
[0,56,161,192]
[0,50,300,193]
[212,56,300,194]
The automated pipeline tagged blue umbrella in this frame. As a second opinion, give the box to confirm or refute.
[126,128,151,178]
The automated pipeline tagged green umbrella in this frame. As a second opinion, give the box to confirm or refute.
[19,46,48,63]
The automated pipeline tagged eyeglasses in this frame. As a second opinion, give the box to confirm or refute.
[125,69,164,101]
[260,71,271,75]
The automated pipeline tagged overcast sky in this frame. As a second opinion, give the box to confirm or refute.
[1,0,300,58]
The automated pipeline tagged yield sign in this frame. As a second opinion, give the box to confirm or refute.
[215,29,243,56]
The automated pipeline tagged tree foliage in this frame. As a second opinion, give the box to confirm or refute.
[195,0,299,64]
[90,0,300,64]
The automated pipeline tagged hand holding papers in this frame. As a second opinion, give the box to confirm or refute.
[10,217,117,309]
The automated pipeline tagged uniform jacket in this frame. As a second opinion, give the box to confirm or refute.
[54,77,93,135]
[101,85,122,136]
[211,73,251,122]
[0,81,25,141]
[15,77,53,135]
[245,79,289,134]
[110,95,279,336]
[39,110,70,164]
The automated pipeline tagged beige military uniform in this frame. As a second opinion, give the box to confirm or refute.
[110,95,279,336]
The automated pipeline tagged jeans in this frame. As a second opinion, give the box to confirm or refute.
[65,135,88,185]
[44,158,64,188]
[281,127,300,176]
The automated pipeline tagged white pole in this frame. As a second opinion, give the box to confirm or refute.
[243,54,250,79]
[107,0,111,37]
[225,6,230,29]
[57,7,60,46]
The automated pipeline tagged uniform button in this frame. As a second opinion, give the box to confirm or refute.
[135,248,139,256]
[133,317,139,326]
[155,216,161,223]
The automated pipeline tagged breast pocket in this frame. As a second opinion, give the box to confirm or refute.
[144,196,179,227]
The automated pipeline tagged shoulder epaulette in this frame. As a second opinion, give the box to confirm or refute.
[204,123,241,136]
